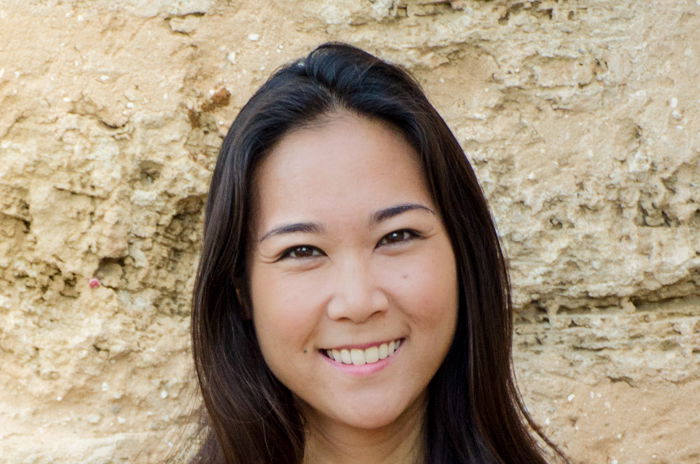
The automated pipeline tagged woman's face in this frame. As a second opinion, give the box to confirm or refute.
[248,111,458,432]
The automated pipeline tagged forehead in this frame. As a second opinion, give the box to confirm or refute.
[250,112,433,230]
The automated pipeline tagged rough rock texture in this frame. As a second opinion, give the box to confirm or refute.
[0,1,698,462]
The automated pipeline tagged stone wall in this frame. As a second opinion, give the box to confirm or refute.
[0,1,698,462]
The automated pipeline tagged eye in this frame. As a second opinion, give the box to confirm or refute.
[279,245,324,260]
[377,229,420,248]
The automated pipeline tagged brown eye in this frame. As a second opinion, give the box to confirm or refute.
[377,229,419,247]
[281,245,323,260]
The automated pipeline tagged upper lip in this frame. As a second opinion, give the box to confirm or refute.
[321,338,403,351]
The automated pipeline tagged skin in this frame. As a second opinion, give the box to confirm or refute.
[248,110,459,464]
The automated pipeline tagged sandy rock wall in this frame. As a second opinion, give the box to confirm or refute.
[0,1,698,462]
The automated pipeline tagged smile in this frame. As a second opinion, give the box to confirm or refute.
[321,339,403,366]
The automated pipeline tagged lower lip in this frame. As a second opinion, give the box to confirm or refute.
[320,341,403,376]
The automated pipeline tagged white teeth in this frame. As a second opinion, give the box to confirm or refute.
[365,346,379,363]
[378,343,389,359]
[350,349,365,365]
[325,339,402,365]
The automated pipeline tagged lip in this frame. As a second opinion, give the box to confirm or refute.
[320,338,404,376]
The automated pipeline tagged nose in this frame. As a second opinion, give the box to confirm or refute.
[326,258,389,323]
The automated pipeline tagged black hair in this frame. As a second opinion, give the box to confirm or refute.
[189,41,567,464]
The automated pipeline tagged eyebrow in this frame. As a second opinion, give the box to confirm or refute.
[258,203,435,243]
[370,203,435,224]
[258,222,324,243]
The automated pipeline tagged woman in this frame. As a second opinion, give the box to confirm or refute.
[190,42,566,463]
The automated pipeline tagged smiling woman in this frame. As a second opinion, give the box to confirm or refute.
[189,42,567,463]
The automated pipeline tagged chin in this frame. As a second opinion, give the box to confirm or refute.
[328,395,423,431]
[343,411,400,430]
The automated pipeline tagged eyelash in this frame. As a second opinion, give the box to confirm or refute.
[278,229,421,261]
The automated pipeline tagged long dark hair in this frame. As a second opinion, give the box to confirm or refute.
[190,42,566,463]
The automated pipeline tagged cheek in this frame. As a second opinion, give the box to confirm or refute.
[383,244,458,328]
[250,268,325,353]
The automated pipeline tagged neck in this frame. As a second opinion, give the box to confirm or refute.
[301,395,426,464]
